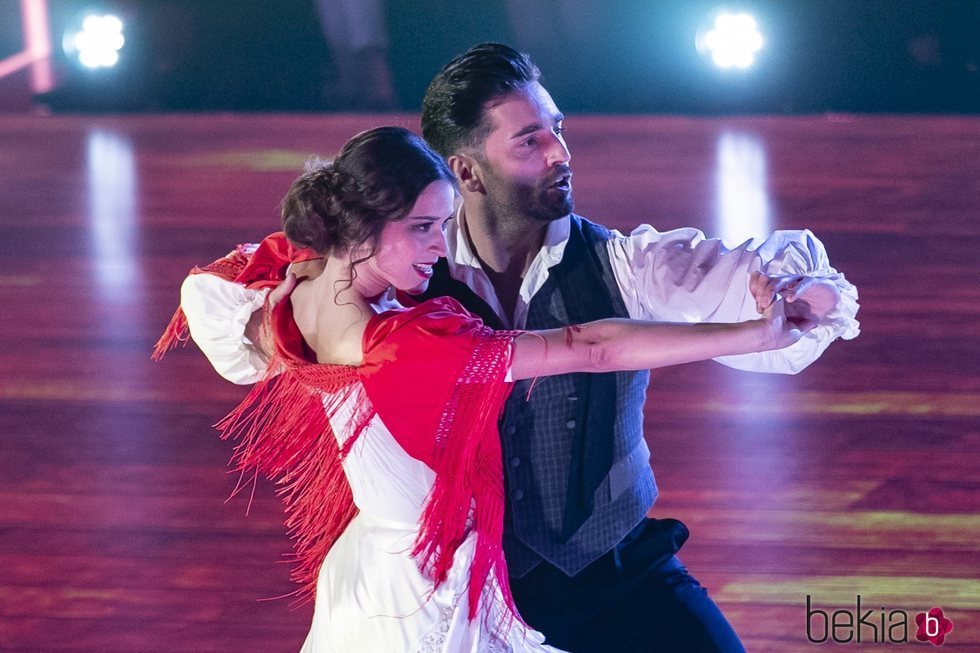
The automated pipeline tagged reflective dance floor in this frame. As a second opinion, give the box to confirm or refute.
[1,113,978,651]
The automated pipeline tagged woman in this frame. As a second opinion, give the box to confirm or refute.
[157,126,806,652]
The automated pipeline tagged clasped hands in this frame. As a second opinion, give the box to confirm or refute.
[749,271,839,334]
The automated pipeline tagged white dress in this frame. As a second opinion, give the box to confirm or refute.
[299,389,565,653]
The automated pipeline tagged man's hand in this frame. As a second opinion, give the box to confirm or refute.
[750,272,839,326]
[244,273,298,359]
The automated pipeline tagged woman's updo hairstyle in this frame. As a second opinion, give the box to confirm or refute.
[281,126,455,256]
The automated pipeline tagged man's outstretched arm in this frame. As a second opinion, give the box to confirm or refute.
[606,225,859,374]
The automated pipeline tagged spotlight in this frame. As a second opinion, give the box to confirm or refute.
[697,12,763,70]
[63,13,125,69]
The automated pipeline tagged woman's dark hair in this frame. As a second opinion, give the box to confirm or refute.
[281,126,454,257]
[421,42,540,158]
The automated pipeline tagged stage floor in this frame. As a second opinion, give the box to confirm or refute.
[1,113,978,651]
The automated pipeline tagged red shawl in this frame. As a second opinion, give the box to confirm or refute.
[156,233,522,625]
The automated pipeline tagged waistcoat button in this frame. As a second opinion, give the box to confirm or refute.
[504,425,517,436]
[566,419,576,429]
[510,457,521,468]
[512,489,524,500]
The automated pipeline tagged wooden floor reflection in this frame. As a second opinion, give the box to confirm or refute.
[1,114,977,652]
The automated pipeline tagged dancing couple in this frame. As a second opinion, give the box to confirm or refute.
[159,44,859,652]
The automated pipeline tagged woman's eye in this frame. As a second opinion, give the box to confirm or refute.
[413,223,432,232]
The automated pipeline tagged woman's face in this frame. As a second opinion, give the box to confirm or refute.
[355,180,457,296]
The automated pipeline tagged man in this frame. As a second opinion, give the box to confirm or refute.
[181,43,858,652]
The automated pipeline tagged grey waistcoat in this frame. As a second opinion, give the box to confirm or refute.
[421,215,657,578]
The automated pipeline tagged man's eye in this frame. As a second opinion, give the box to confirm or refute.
[554,126,566,136]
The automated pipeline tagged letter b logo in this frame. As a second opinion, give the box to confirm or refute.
[915,607,953,646]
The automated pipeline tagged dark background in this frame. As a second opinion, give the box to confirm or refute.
[4,0,979,113]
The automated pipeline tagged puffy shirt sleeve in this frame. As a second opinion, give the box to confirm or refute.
[607,225,860,374]
[180,273,271,384]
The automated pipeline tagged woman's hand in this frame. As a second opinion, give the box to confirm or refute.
[756,297,812,352]
[244,273,298,358]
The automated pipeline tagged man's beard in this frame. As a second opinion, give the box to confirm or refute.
[533,182,574,222]
[487,167,574,223]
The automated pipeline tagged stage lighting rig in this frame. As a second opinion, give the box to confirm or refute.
[63,12,125,69]
[35,5,150,111]
[697,11,763,70]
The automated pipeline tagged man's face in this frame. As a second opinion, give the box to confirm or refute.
[475,82,573,223]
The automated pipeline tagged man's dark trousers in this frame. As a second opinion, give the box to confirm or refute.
[510,518,747,653]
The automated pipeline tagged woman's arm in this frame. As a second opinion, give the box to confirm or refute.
[510,299,805,381]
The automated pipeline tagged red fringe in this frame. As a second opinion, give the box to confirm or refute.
[168,276,525,630]
[216,324,524,628]
[151,306,190,361]
[215,360,373,604]
[410,326,522,630]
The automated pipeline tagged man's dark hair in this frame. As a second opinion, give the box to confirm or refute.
[421,42,540,159]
